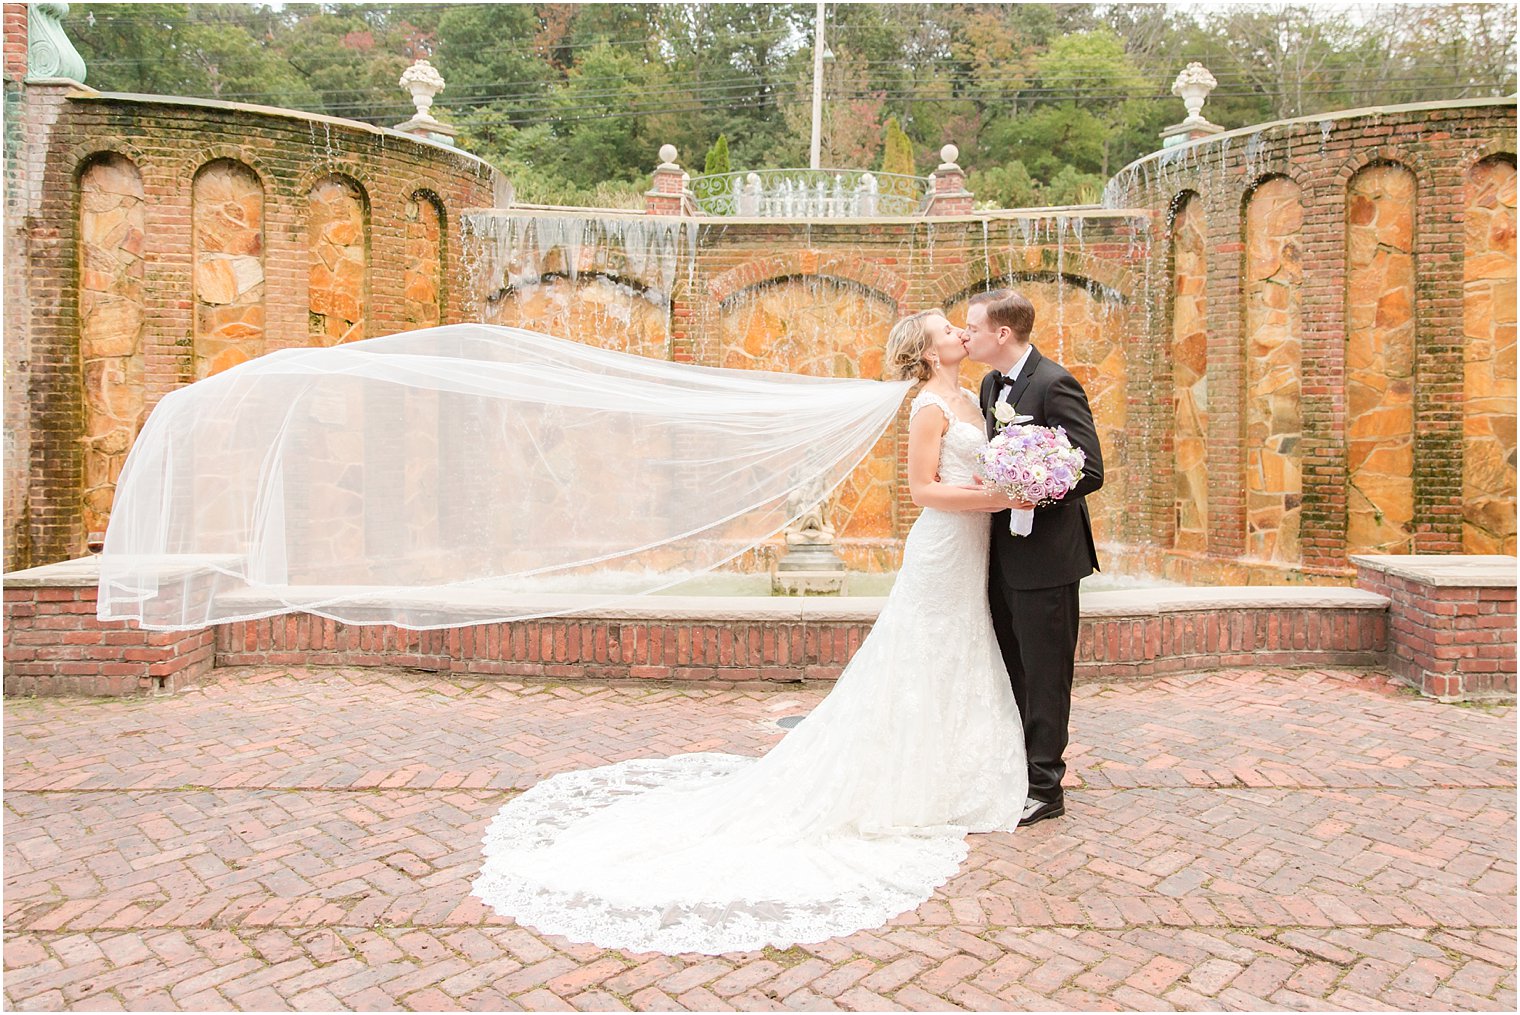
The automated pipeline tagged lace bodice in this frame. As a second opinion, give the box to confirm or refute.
[909,388,986,485]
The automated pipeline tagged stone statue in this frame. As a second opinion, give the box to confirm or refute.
[785,478,835,546]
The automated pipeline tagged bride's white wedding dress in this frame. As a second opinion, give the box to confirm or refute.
[472,389,1028,954]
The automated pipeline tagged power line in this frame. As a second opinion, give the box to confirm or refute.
[436,82,1510,131]
[72,60,1511,114]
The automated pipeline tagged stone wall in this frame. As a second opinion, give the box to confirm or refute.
[1242,176,1304,564]
[1171,192,1209,553]
[472,103,1514,582]
[1109,98,1516,582]
[1345,164,1417,555]
[470,211,1147,569]
[1462,156,1517,554]
[2,85,505,570]
[192,158,265,379]
[77,153,146,542]
[4,75,1514,585]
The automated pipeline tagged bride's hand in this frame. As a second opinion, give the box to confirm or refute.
[985,492,1034,512]
[949,483,1026,512]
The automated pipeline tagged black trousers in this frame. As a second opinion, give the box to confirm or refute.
[988,565,1080,804]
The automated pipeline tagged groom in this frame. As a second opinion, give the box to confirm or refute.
[962,289,1103,827]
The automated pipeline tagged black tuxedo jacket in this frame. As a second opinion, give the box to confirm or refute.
[979,345,1104,591]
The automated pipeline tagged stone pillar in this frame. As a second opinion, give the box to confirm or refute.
[645,144,685,216]
[925,144,973,215]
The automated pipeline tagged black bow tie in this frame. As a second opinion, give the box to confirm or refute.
[990,370,1011,389]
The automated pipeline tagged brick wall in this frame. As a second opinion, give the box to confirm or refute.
[6,89,1514,585]
[1352,555,1516,699]
[2,4,30,570]
[1108,99,1516,579]
[4,558,1396,696]
[3,89,505,571]
[3,583,214,696]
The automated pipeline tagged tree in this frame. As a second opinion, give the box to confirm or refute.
[703,134,731,176]
[881,116,915,176]
[551,42,661,186]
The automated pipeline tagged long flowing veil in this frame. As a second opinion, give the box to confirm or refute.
[96,324,911,630]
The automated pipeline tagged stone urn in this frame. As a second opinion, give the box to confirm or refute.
[400,59,445,123]
[1172,62,1218,124]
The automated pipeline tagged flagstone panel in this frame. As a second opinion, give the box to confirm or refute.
[1346,164,1417,554]
[77,154,146,538]
[1244,177,1303,564]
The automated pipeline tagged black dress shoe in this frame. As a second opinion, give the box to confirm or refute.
[1018,798,1065,827]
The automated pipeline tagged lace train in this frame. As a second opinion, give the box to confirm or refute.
[473,754,974,955]
[472,388,1028,954]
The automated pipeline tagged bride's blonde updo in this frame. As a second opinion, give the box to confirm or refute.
[883,309,945,383]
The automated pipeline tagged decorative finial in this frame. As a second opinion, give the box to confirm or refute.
[399,59,446,122]
[658,144,679,168]
[1171,62,1218,123]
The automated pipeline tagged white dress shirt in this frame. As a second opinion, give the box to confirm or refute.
[1006,344,1034,384]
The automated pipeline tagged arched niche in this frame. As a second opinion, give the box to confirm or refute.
[77,152,146,539]
[403,189,446,331]
[1345,162,1417,555]
[192,157,266,378]
[308,174,369,346]
[715,274,900,541]
[1462,154,1517,554]
[1242,175,1304,563]
[1170,191,1208,551]
[486,272,671,361]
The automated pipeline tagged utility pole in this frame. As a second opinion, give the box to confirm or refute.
[809,1,826,170]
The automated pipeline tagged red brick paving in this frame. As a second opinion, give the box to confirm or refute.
[4,666,1515,1011]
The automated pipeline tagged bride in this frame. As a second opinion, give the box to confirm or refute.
[472,310,1030,955]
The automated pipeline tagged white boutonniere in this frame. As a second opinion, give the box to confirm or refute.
[991,393,1034,432]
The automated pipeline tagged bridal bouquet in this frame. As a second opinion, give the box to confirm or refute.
[975,424,1087,536]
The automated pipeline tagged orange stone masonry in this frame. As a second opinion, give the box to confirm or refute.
[76,154,146,541]
[1346,164,1418,554]
[2,41,1515,591]
[192,158,265,380]
[307,176,368,346]
[1243,177,1304,564]
[1171,192,1209,552]
[402,191,444,330]
[1462,156,1517,554]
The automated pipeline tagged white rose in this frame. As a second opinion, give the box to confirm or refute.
[992,402,1017,424]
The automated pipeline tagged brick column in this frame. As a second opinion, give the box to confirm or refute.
[925,145,973,216]
[645,144,686,216]
[3,4,29,570]
[1353,554,1517,699]
[2,3,26,80]
[19,80,86,566]
[3,558,215,696]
